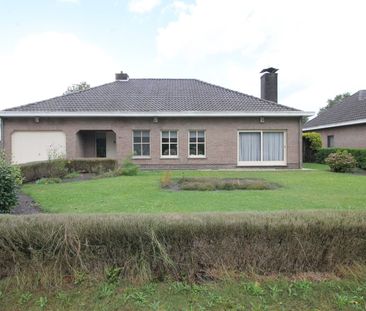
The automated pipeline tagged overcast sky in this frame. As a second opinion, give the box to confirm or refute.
[1,0,365,113]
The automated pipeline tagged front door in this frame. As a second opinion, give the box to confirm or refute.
[96,133,107,157]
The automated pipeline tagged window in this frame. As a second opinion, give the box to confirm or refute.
[133,130,150,157]
[327,135,334,148]
[189,130,206,157]
[238,131,286,165]
[161,130,178,157]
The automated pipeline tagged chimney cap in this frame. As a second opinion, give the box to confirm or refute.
[260,67,278,74]
[115,71,129,81]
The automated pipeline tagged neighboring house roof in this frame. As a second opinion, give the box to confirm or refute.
[304,90,366,130]
[0,79,311,117]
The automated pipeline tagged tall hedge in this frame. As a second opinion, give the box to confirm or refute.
[303,132,322,162]
[316,148,366,169]
[1,212,366,281]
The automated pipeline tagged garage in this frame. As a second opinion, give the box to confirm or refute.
[11,131,66,164]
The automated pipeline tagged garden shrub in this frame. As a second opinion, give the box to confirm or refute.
[160,171,172,188]
[120,156,139,176]
[325,151,357,173]
[0,152,22,213]
[303,132,322,162]
[316,148,366,169]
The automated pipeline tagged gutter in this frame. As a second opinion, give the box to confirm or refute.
[0,111,314,118]
[303,118,366,131]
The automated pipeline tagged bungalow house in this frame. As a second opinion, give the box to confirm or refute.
[0,69,312,169]
[303,90,366,148]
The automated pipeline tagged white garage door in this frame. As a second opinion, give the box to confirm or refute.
[11,131,66,164]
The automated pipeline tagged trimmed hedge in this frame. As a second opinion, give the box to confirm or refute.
[20,158,117,182]
[1,212,366,281]
[316,148,366,169]
[65,158,117,174]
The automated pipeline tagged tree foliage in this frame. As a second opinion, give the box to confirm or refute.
[63,81,90,95]
[318,92,351,115]
[303,132,322,162]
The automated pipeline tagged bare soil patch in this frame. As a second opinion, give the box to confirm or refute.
[11,192,41,215]
[163,177,280,191]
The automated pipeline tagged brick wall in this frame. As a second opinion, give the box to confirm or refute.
[3,116,302,168]
[313,124,366,148]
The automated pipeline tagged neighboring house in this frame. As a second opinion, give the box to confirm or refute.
[0,69,312,168]
[304,90,366,148]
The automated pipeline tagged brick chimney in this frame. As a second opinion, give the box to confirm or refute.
[260,67,278,102]
[115,71,129,81]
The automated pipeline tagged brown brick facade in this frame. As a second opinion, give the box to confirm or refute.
[312,124,366,148]
[2,116,303,168]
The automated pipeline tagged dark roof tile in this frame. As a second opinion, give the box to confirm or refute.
[4,79,299,113]
[304,90,366,129]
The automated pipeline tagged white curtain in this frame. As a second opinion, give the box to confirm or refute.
[239,132,261,161]
[263,132,284,161]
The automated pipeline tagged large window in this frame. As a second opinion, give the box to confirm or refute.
[161,130,178,157]
[133,130,150,157]
[189,130,206,157]
[238,131,286,165]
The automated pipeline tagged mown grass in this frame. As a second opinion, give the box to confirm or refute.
[21,163,366,213]
[2,272,366,310]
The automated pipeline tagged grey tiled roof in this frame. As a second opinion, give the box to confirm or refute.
[4,79,299,113]
[304,90,366,129]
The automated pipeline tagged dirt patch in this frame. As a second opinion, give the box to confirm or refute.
[11,193,42,215]
[163,177,280,191]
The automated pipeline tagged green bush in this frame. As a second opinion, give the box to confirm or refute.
[1,212,366,281]
[303,132,322,162]
[316,148,366,169]
[0,152,22,213]
[325,151,357,173]
[120,156,139,176]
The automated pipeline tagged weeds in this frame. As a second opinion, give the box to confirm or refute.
[19,292,32,304]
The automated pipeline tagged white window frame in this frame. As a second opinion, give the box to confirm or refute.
[132,130,151,159]
[237,130,287,166]
[160,130,179,158]
[188,130,206,158]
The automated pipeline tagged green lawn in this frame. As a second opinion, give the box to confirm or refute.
[22,164,366,213]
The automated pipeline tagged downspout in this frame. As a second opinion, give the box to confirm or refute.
[299,117,303,168]
[0,117,3,151]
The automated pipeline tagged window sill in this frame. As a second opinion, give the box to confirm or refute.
[188,156,207,159]
[237,161,287,166]
[132,156,151,160]
[160,156,179,160]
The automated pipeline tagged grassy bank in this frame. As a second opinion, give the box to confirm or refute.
[21,164,366,213]
[2,212,366,283]
[2,269,366,310]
